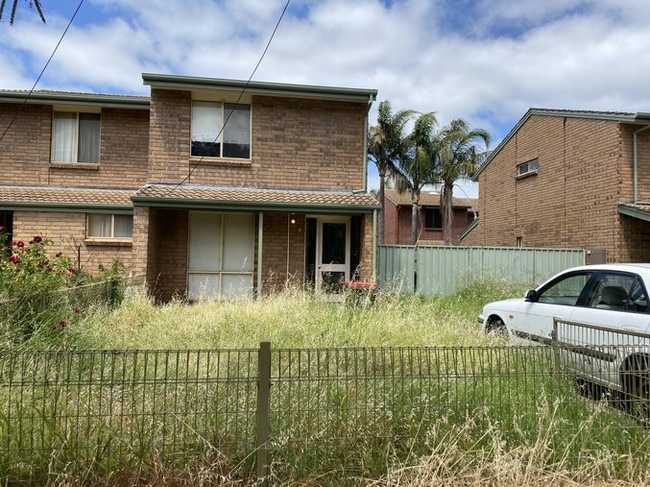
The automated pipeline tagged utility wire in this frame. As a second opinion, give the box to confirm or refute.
[0,0,85,145]
[169,0,292,191]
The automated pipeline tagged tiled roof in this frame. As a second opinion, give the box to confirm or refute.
[0,185,135,208]
[132,184,381,212]
[383,189,476,208]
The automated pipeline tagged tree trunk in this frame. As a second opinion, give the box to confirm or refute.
[411,190,420,245]
[441,182,454,245]
[378,168,386,245]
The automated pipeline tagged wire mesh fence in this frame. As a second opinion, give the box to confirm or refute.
[1,343,649,485]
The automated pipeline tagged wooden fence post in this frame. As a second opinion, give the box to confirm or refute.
[256,340,271,485]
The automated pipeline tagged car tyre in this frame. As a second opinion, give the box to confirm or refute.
[623,354,650,421]
[486,317,507,338]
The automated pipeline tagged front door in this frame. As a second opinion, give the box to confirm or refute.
[316,217,350,297]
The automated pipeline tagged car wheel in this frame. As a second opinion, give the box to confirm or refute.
[486,317,507,337]
[623,355,650,420]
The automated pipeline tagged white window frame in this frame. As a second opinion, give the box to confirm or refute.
[517,158,539,177]
[86,214,133,240]
[191,101,251,159]
[51,111,101,163]
[187,211,255,300]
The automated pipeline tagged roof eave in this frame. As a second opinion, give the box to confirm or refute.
[619,203,650,223]
[131,195,380,214]
[0,201,133,213]
[142,73,377,103]
[0,91,150,109]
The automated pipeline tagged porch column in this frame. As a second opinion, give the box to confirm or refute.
[257,211,264,298]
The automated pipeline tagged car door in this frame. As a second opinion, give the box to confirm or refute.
[563,271,650,388]
[509,270,595,345]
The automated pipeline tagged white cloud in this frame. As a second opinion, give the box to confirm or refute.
[2,0,650,185]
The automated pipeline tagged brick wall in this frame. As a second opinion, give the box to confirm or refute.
[467,115,627,261]
[383,201,471,245]
[148,89,367,190]
[12,211,134,273]
[147,209,188,301]
[0,102,149,189]
[261,213,306,293]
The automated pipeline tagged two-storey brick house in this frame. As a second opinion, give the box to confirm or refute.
[0,74,380,301]
[464,108,650,263]
[382,189,476,245]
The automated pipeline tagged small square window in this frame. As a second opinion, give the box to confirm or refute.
[517,158,539,177]
[191,102,250,159]
[52,112,101,163]
[87,214,133,239]
[424,208,442,229]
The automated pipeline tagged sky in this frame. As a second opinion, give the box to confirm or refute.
[2,0,650,198]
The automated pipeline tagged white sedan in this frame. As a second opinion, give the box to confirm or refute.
[479,263,650,405]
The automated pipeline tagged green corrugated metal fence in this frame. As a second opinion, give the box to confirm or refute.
[378,245,586,295]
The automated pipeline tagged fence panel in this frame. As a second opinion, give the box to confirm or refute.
[1,343,648,485]
[0,349,259,484]
[379,245,586,296]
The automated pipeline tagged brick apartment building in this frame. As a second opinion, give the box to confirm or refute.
[464,108,650,263]
[382,189,476,245]
[0,74,380,301]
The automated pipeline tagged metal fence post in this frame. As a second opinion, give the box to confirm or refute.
[256,340,271,485]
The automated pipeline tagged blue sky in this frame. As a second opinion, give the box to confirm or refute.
[2,0,650,196]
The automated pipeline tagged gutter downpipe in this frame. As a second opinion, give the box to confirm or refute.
[633,124,650,202]
[372,208,378,281]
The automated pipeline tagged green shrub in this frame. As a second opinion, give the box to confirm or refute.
[0,229,119,346]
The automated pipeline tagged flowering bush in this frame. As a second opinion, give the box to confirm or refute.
[0,228,88,345]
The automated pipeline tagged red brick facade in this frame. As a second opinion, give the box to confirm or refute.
[0,76,379,300]
[465,110,650,263]
[382,190,476,245]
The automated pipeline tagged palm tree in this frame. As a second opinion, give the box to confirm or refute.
[0,0,45,25]
[367,101,415,244]
[437,118,490,245]
[391,111,439,245]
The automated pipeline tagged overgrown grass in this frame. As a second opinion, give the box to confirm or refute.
[3,280,650,486]
[59,279,524,350]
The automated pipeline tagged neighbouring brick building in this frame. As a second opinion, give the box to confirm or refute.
[0,74,380,301]
[382,189,476,245]
[463,108,650,263]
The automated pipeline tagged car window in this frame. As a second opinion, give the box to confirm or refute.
[537,273,591,306]
[587,273,648,313]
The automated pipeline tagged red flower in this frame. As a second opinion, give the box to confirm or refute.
[9,255,20,264]
[32,236,43,243]
[55,252,62,258]
[15,241,24,248]
[69,267,75,274]
[60,321,67,328]
[74,307,81,314]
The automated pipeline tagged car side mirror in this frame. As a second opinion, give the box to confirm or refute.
[525,289,538,302]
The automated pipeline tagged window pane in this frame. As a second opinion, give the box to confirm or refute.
[223,103,250,158]
[192,102,222,157]
[188,212,222,271]
[114,215,133,237]
[78,113,100,163]
[52,112,77,162]
[187,274,220,301]
[322,223,346,265]
[222,213,254,272]
[87,214,112,237]
[221,274,253,299]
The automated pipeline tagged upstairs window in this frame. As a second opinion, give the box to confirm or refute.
[424,208,443,229]
[191,101,251,159]
[517,158,539,177]
[51,112,101,163]
[87,214,133,239]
